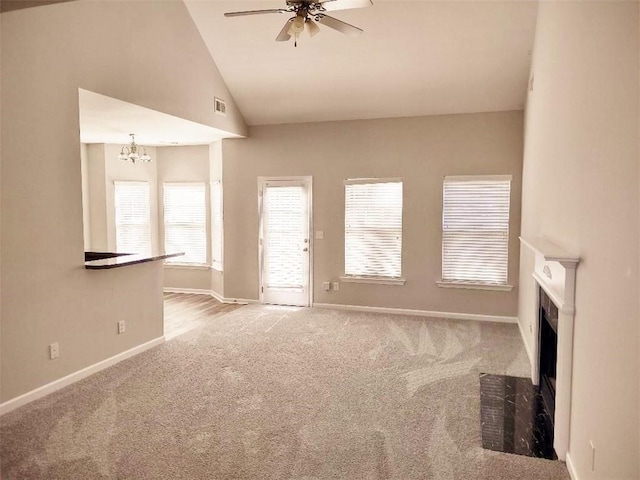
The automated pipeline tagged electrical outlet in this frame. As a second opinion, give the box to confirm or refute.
[315,230,324,240]
[118,320,126,334]
[323,281,330,291]
[49,342,59,359]
[333,282,340,291]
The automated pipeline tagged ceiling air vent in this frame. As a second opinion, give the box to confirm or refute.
[214,97,227,116]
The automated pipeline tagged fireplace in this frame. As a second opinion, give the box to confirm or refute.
[538,288,558,422]
[519,236,579,462]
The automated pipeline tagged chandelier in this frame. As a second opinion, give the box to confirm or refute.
[117,134,151,163]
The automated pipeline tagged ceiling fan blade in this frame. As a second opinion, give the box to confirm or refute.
[276,18,293,42]
[224,9,288,17]
[317,14,363,36]
[319,0,373,12]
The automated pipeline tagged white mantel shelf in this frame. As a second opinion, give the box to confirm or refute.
[519,236,580,267]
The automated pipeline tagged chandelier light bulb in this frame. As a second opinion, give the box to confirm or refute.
[118,133,151,164]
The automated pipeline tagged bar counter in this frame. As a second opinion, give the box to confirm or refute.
[84,251,184,269]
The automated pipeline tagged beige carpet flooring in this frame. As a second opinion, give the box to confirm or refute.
[1,305,570,479]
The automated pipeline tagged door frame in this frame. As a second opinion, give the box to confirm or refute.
[257,176,313,306]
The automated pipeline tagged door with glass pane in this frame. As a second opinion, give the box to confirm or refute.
[259,177,311,307]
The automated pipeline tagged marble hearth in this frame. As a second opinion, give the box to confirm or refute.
[480,373,556,459]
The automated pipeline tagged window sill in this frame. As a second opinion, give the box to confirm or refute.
[340,275,406,286]
[164,263,211,270]
[436,281,513,292]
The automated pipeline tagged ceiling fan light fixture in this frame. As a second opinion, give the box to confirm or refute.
[224,1,369,45]
[288,15,305,35]
[306,18,320,37]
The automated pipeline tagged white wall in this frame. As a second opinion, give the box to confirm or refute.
[519,2,639,478]
[0,1,246,403]
[222,112,524,317]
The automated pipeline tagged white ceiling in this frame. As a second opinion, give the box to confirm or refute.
[78,89,241,146]
[185,0,538,126]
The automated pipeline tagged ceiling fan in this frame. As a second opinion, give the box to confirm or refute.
[224,0,373,47]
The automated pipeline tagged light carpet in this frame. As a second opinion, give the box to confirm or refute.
[1,305,570,479]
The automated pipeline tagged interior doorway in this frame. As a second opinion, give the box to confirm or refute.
[258,177,312,307]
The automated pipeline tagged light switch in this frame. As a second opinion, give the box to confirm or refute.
[315,231,324,240]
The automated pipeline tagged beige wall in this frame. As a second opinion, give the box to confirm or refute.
[210,141,225,297]
[222,112,523,316]
[83,143,217,292]
[83,143,159,252]
[80,143,90,249]
[86,144,108,251]
[157,145,212,291]
[519,2,639,478]
[0,1,246,402]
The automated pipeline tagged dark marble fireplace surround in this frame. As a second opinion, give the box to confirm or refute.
[538,288,558,422]
[479,288,559,460]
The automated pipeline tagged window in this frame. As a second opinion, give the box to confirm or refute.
[163,183,206,265]
[343,178,403,283]
[211,180,223,271]
[440,175,512,289]
[114,181,151,255]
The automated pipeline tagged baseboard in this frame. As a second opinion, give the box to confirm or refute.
[0,336,165,416]
[223,297,258,305]
[163,288,254,305]
[566,452,579,480]
[209,289,225,303]
[312,303,517,323]
[164,287,213,296]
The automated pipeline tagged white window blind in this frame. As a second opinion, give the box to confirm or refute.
[211,181,223,271]
[442,175,511,285]
[114,181,151,255]
[344,179,403,278]
[163,183,206,265]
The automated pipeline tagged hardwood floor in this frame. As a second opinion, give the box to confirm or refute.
[163,292,244,340]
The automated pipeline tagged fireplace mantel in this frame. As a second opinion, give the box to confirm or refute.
[520,236,580,314]
[519,236,580,462]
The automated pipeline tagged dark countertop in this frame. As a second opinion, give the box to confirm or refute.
[85,251,184,269]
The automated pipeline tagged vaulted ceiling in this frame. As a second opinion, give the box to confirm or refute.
[185,0,538,126]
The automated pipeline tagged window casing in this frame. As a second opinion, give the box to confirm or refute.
[343,178,403,282]
[163,183,207,265]
[114,181,151,255]
[441,175,512,287]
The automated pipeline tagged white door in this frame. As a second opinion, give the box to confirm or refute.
[259,177,311,306]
